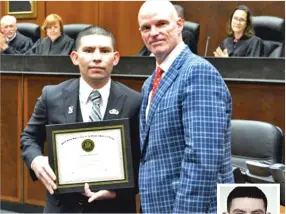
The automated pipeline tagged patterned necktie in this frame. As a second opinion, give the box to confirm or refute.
[151,67,164,100]
[89,90,101,121]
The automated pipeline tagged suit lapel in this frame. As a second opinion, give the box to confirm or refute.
[140,74,154,136]
[141,47,189,149]
[103,81,126,120]
[63,79,80,124]
[146,66,179,126]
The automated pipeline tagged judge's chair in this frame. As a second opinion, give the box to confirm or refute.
[17,23,40,43]
[252,16,285,57]
[183,21,200,53]
[231,120,284,182]
[63,24,92,41]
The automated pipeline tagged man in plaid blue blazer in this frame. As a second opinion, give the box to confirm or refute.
[138,1,234,213]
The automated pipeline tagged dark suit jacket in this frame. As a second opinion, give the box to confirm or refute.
[20,78,142,213]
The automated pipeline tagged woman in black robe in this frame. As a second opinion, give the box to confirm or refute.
[214,5,264,57]
[26,14,74,55]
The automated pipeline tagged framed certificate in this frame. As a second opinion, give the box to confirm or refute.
[46,118,134,194]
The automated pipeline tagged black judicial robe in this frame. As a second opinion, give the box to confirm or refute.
[1,32,33,54]
[219,35,265,57]
[26,33,74,55]
[138,28,198,56]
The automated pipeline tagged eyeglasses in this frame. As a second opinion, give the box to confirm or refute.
[232,17,246,23]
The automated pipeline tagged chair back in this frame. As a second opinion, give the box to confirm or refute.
[252,16,285,57]
[231,120,283,171]
[183,21,200,53]
[17,23,40,43]
[183,21,200,44]
[63,24,92,41]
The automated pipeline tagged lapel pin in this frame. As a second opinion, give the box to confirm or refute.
[68,106,74,114]
[109,109,119,115]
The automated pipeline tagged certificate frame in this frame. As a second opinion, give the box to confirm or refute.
[46,118,134,194]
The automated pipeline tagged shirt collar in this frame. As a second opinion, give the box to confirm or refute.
[48,33,63,43]
[79,77,111,104]
[7,33,17,42]
[157,41,186,73]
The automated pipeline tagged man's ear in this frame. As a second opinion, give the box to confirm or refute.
[70,51,79,66]
[113,51,120,66]
[177,17,184,32]
[222,212,229,214]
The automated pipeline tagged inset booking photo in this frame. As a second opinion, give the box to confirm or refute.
[217,184,280,214]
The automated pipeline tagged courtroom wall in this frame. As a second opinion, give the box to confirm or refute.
[0,1,285,56]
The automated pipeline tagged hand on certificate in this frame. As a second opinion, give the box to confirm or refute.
[31,156,57,194]
[214,47,229,57]
[83,183,116,203]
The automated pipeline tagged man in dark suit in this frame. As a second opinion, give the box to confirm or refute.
[20,26,141,213]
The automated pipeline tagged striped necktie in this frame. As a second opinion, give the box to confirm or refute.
[89,90,101,121]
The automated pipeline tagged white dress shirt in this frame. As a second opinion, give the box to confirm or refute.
[79,77,111,122]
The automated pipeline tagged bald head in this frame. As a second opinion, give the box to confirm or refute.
[1,15,17,39]
[138,1,179,24]
[138,1,183,64]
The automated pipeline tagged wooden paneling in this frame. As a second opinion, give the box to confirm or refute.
[0,1,5,18]
[113,76,145,92]
[243,1,285,17]
[1,1,284,56]
[45,1,99,25]
[23,75,71,206]
[0,72,284,210]
[113,76,285,133]
[0,74,22,202]
[228,81,285,132]
[177,1,285,56]
[98,1,144,56]
[0,1,45,26]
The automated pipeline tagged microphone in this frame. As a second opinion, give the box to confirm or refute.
[204,36,211,56]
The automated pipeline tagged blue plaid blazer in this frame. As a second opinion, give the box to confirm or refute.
[139,47,234,213]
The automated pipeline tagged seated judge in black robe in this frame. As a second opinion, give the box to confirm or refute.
[26,14,74,55]
[0,15,33,54]
[214,5,264,57]
[1,31,33,54]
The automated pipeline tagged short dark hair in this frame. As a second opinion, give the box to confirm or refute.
[173,4,184,19]
[227,5,255,37]
[227,186,268,212]
[75,25,116,51]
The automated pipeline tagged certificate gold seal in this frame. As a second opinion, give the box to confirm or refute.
[81,139,95,152]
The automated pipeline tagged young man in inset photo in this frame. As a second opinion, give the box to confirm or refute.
[223,186,271,214]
